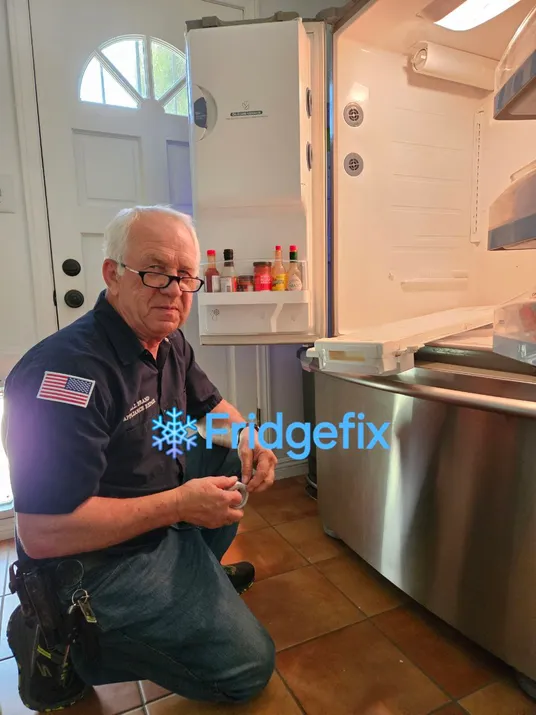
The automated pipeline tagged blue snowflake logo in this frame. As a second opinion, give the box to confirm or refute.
[152,408,198,459]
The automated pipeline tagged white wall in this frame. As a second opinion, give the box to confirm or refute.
[258,0,347,18]
[0,0,41,383]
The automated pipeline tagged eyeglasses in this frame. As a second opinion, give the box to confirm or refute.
[120,263,204,292]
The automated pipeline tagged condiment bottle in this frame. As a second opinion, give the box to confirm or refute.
[220,249,237,292]
[286,245,303,291]
[237,275,254,292]
[271,245,286,291]
[254,262,272,291]
[203,249,220,292]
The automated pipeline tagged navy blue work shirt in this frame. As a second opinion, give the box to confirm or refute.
[2,291,222,560]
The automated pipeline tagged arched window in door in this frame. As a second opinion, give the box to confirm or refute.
[79,35,188,116]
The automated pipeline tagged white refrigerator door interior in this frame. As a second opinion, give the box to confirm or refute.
[186,19,327,345]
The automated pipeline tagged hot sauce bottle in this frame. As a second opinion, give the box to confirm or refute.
[204,250,220,292]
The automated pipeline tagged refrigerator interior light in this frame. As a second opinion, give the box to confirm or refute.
[422,0,523,31]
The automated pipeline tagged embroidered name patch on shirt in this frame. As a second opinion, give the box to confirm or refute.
[123,395,157,422]
[37,371,95,408]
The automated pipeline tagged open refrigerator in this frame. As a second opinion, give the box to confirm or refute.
[185,0,536,697]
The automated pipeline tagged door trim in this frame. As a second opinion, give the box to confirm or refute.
[202,0,259,18]
[6,0,58,342]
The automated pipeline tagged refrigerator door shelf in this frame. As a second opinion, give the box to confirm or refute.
[198,291,309,306]
[198,291,311,336]
[311,306,495,376]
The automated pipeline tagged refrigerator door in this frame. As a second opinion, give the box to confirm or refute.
[186,18,328,345]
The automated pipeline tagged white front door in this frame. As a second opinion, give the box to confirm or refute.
[28,0,259,417]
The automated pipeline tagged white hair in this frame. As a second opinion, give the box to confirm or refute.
[102,205,201,273]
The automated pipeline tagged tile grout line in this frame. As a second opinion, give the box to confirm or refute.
[258,522,481,710]
[135,679,162,714]
[135,679,145,709]
[242,500,502,713]
[274,666,308,715]
[276,619,372,656]
[268,508,404,620]
[366,618,499,708]
[116,694,148,715]
[428,702,471,714]
[268,514,506,712]
[273,617,454,712]
[265,514,377,618]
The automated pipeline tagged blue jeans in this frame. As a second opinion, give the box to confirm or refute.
[54,440,275,703]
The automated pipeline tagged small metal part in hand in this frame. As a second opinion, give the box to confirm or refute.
[227,481,248,509]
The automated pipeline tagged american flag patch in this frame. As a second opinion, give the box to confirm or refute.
[37,371,95,408]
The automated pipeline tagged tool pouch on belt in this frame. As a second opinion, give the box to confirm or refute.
[9,560,67,651]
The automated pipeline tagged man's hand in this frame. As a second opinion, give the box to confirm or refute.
[175,476,244,528]
[238,427,277,493]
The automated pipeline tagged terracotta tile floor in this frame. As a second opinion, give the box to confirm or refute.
[0,475,535,715]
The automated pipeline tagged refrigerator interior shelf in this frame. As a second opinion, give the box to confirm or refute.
[311,305,495,376]
[198,290,309,306]
[493,334,536,364]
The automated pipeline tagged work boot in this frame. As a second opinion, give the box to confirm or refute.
[223,562,255,595]
[7,605,90,711]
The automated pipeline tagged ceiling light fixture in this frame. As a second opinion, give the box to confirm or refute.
[420,0,523,31]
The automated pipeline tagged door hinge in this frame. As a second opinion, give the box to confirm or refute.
[52,290,57,306]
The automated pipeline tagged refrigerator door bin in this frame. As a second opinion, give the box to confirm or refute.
[488,160,536,250]
[197,290,311,336]
[492,289,536,365]
[494,5,536,120]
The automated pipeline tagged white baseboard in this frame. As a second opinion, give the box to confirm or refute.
[275,457,308,480]
[0,516,14,542]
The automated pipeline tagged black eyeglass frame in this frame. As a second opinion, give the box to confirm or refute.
[119,263,205,292]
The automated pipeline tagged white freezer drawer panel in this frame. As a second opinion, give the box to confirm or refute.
[187,19,312,208]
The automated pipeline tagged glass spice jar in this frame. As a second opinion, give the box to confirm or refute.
[237,275,254,292]
[254,262,272,291]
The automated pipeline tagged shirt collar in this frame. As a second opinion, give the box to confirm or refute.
[93,290,148,366]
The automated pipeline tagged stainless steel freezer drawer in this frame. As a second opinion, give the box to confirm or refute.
[310,354,536,685]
